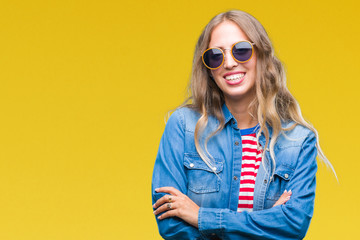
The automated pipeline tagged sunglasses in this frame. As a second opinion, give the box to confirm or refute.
[202,40,255,70]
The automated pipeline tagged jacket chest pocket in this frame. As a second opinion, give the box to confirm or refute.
[265,165,294,208]
[184,154,224,194]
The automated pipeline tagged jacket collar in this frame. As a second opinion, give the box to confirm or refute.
[222,103,273,135]
[221,103,234,125]
[222,103,273,147]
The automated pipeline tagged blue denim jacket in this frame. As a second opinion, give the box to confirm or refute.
[152,104,317,240]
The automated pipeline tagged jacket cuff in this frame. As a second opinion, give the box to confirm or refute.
[198,207,223,238]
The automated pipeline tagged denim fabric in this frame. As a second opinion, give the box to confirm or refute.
[152,104,317,240]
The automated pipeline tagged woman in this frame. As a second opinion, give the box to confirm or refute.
[152,10,335,240]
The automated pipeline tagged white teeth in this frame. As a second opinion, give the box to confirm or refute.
[225,73,245,81]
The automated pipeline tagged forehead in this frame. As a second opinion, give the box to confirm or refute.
[208,21,249,48]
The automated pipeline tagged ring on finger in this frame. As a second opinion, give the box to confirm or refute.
[168,196,172,203]
[167,203,172,210]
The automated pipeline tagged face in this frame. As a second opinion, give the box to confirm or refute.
[208,21,257,103]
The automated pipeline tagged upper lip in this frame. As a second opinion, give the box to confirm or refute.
[223,71,245,78]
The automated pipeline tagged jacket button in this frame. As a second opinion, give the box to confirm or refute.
[264,179,267,183]
[190,163,194,168]
[212,167,217,171]
[284,173,289,179]
[235,141,239,146]
[233,176,238,180]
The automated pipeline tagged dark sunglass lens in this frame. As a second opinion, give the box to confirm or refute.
[232,42,253,62]
[203,48,223,68]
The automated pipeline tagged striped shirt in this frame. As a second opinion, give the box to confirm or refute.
[237,125,262,213]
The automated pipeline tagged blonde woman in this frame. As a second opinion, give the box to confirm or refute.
[152,10,335,240]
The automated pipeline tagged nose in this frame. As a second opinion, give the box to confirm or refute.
[223,49,238,69]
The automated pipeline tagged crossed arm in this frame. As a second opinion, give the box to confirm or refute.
[152,111,317,240]
[153,187,292,228]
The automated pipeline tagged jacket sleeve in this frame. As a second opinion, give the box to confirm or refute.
[152,109,204,240]
[198,131,318,240]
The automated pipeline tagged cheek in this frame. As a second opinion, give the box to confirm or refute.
[246,61,257,86]
[212,77,225,91]
[250,57,257,71]
[211,69,219,77]
[211,70,223,82]
[247,60,257,79]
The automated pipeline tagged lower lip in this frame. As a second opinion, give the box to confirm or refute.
[224,74,245,85]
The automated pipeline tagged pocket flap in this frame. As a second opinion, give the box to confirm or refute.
[274,164,294,181]
[184,154,223,174]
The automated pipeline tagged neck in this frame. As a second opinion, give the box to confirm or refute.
[225,96,258,130]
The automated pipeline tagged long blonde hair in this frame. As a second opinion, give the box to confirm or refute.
[182,10,336,179]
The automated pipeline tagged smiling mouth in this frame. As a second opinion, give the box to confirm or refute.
[224,73,245,81]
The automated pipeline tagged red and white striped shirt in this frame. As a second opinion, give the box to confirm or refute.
[237,130,263,212]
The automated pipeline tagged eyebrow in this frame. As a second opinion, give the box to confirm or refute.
[210,45,227,50]
[210,41,239,49]
[210,43,237,49]
[210,41,255,49]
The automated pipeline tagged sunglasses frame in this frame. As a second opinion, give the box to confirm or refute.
[202,40,256,70]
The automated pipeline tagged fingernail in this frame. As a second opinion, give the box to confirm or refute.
[289,189,292,193]
[157,216,162,220]
[284,189,287,193]
[155,188,159,192]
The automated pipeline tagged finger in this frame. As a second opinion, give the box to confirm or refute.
[153,195,176,209]
[273,196,289,207]
[280,195,291,204]
[280,189,292,198]
[155,187,182,196]
[282,196,291,204]
[272,190,292,207]
[281,190,292,204]
[157,209,179,220]
[154,202,177,216]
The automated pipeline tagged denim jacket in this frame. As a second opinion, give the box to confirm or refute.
[152,104,317,240]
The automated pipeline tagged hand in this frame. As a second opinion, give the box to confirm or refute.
[153,187,200,228]
[272,190,292,207]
